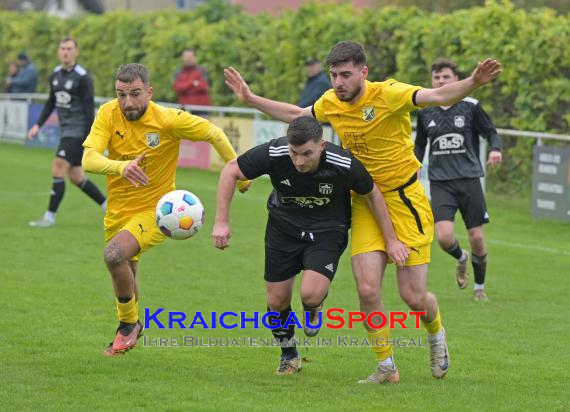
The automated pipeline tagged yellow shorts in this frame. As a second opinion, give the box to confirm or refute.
[104,209,165,262]
[351,179,434,265]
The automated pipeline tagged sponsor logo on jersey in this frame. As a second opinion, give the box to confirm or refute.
[64,80,73,90]
[146,132,160,148]
[428,120,436,128]
[280,179,291,187]
[454,115,465,128]
[362,106,375,122]
[325,263,334,272]
[55,91,72,106]
[319,183,333,195]
[282,197,331,208]
[52,79,59,86]
[432,133,464,151]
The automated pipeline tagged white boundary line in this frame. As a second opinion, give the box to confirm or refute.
[455,235,570,256]
[486,238,570,256]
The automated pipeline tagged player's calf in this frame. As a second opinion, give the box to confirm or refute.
[301,293,327,338]
[456,249,470,289]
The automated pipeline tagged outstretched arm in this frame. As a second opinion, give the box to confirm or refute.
[224,67,312,122]
[213,160,248,250]
[363,186,409,266]
[416,58,502,107]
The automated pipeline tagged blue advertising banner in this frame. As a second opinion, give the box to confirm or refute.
[25,103,60,148]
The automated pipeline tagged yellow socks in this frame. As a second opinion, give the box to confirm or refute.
[116,296,138,324]
[422,308,443,335]
[368,327,393,361]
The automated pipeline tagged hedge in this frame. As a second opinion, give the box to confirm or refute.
[1,0,568,190]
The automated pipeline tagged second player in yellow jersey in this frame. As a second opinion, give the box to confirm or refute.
[313,79,422,191]
[224,40,501,383]
[313,79,433,261]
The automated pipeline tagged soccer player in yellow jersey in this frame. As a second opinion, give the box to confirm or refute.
[224,41,501,383]
[82,63,249,356]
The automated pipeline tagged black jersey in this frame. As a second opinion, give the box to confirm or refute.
[414,97,501,181]
[36,64,95,140]
[237,137,374,232]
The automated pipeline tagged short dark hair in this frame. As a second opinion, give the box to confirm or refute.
[326,40,367,68]
[116,63,150,86]
[305,57,320,66]
[286,116,323,146]
[60,36,78,48]
[431,58,459,76]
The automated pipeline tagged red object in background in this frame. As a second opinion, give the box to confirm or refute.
[172,66,211,106]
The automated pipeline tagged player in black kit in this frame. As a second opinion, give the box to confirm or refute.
[414,58,502,302]
[213,116,409,375]
[28,36,106,227]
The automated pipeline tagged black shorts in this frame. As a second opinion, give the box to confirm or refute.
[264,218,348,283]
[430,178,489,229]
[55,137,84,166]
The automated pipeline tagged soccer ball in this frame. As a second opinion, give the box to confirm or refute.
[155,190,205,240]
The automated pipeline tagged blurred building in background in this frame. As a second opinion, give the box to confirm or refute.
[0,0,103,16]
[0,0,565,16]
[229,0,370,14]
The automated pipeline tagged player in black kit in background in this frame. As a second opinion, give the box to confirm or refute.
[414,58,502,302]
[28,36,106,227]
[213,116,409,376]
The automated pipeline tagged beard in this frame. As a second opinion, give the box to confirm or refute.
[122,104,147,121]
[336,85,361,102]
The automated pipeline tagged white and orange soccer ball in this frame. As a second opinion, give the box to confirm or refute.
[155,190,205,240]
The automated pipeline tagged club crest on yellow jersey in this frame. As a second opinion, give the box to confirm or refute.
[362,106,375,122]
[146,132,160,148]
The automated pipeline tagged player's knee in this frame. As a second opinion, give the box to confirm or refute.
[300,291,323,308]
[357,282,380,305]
[399,289,423,310]
[70,175,84,186]
[469,232,485,249]
[68,168,85,185]
[267,294,290,312]
[52,158,69,176]
[104,243,126,268]
[436,235,454,250]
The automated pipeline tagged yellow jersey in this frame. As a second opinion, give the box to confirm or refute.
[83,100,238,216]
[313,79,423,192]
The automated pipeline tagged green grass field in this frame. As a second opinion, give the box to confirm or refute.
[1,142,568,411]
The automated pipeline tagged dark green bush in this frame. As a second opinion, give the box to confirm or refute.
[1,1,567,191]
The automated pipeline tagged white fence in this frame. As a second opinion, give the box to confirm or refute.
[2,92,570,219]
